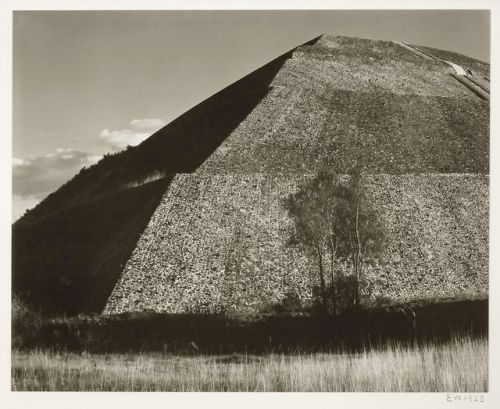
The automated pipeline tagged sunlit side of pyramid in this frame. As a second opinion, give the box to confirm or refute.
[12,35,489,315]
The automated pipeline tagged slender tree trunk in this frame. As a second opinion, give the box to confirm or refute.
[315,244,327,311]
[329,237,337,316]
[354,202,361,308]
[350,251,357,309]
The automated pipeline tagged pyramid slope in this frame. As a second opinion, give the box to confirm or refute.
[197,35,488,174]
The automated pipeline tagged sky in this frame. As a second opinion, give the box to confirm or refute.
[12,10,490,221]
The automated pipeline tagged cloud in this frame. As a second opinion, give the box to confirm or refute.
[12,118,166,221]
[12,158,27,166]
[99,129,150,150]
[12,148,102,221]
[99,118,166,150]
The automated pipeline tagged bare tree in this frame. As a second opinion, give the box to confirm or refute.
[285,167,385,313]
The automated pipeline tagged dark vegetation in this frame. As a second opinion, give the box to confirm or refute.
[12,297,487,354]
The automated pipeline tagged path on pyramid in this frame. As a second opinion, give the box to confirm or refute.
[12,35,489,315]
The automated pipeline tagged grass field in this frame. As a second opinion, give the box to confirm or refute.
[11,336,487,392]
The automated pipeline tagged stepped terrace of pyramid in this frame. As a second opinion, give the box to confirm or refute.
[12,35,489,315]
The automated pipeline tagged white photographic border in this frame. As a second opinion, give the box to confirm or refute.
[1,1,497,407]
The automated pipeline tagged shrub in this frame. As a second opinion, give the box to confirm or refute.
[12,296,43,349]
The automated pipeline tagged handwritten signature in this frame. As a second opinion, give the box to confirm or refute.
[446,394,486,403]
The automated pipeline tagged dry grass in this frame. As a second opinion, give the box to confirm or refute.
[11,336,487,392]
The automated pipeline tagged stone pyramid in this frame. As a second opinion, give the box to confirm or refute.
[12,35,489,315]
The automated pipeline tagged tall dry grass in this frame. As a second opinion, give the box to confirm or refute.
[11,336,487,392]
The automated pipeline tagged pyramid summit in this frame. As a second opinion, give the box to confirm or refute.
[12,35,489,315]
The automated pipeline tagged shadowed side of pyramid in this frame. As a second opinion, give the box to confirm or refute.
[12,178,171,314]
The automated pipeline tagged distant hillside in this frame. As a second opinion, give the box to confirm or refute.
[13,35,489,315]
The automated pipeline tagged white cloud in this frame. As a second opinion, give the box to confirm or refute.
[12,148,103,221]
[99,118,166,151]
[13,158,28,167]
[99,128,150,150]
[87,155,103,165]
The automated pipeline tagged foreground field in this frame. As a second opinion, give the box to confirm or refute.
[12,336,487,392]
